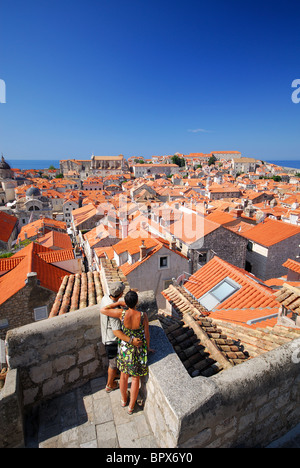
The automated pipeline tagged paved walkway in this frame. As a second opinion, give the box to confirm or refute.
[24,376,158,448]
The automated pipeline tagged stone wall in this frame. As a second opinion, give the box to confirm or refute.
[143,321,300,448]
[3,307,300,448]
[0,369,24,448]
[6,305,107,408]
[191,226,247,273]
[0,273,57,340]
[246,234,300,281]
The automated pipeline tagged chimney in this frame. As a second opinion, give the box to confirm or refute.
[231,209,243,218]
[139,240,147,261]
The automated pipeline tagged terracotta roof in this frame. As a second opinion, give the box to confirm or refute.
[160,285,250,375]
[18,218,67,242]
[205,210,236,224]
[0,212,18,243]
[113,236,158,256]
[274,283,300,315]
[37,249,75,264]
[243,218,300,246]
[183,256,278,316]
[161,284,300,370]
[49,271,104,316]
[0,257,24,272]
[36,230,73,250]
[0,243,71,306]
[71,204,104,227]
[282,258,300,274]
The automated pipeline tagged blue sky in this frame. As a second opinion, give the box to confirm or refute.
[1,0,300,161]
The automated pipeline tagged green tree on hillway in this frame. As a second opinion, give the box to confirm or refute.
[171,155,185,167]
[208,156,216,166]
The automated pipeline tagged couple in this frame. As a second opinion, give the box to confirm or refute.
[100,281,154,415]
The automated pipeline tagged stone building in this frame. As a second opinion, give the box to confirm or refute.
[59,155,129,179]
[148,210,248,274]
[0,242,71,339]
[12,187,53,226]
[132,163,179,178]
[244,218,300,280]
[0,156,17,205]
[0,211,18,251]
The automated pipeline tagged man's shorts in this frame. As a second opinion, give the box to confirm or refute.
[105,342,118,369]
[108,356,118,369]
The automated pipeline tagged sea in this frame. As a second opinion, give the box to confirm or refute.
[4,158,300,171]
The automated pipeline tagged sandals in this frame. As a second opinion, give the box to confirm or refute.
[121,390,130,407]
[105,382,119,393]
[127,406,134,415]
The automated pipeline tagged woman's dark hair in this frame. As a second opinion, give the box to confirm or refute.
[124,290,138,309]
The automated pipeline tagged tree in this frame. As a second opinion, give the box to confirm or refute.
[171,155,185,167]
[208,156,216,166]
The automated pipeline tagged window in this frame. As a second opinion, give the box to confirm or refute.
[159,256,169,269]
[34,306,48,321]
[198,278,240,311]
[198,252,207,264]
[247,241,253,251]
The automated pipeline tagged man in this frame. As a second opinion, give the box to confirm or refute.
[100,281,141,393]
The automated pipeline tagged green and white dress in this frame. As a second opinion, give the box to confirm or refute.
[117,310,148,377]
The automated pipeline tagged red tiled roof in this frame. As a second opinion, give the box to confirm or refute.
[37,249,75,263]
[184,256,278,313]
[242,218,300,246]
[0,243,71,306]
[17,218,67,241]
[36,230,73,250]
[0,257,24,272]
[282,258,300,274]
[205,210,235,224]
[0,212,18,243]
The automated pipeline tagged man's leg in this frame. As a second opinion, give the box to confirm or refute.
[106,357,119,391]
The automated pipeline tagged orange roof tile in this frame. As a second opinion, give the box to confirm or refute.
[0,212,18,243]
[17,218,67,241]
[184,256,278,312]
[282,258,300,274]
[37,249,75,263]
[0,242,71,306]
[242,218,300,246]
[205,210,235,225]
[36,230,73,250]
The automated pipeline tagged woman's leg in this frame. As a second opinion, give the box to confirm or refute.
[120,372,129,404]
[129,376,140,410]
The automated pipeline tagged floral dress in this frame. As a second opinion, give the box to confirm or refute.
[117,310,148,377]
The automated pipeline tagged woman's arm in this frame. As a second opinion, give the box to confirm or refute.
[100,303,123,319]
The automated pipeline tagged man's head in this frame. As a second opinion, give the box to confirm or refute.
[109,281,125,301]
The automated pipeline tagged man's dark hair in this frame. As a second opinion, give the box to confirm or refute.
[124,290,138,309]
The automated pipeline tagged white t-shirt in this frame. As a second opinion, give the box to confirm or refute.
[100,295,121,344]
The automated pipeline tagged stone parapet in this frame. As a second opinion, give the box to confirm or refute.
[144,321,300,448]
[6,305,106,409]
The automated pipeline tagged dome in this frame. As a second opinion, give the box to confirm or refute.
[26,187,41,197]
[0,156,11,170]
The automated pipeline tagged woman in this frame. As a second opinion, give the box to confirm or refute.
[101,290,154,414]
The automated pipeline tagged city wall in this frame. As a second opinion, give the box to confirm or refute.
[1,308,300,448]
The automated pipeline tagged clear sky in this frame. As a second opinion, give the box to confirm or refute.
[1,0,300,161]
